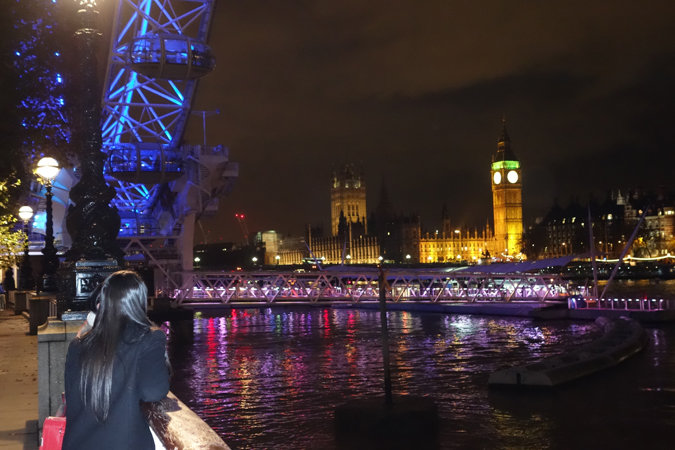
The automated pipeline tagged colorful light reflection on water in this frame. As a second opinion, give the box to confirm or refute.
[167,308,675,449]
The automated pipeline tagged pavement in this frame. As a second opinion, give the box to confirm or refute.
[0,308,39,450]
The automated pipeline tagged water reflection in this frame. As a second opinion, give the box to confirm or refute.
[168,308,674,449]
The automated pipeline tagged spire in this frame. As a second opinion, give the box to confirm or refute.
[499,115,510,143]
[375,176,395,220]
[441,202,449,221]
[496,116,518,162]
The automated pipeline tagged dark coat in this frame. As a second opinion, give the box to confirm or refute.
[62,327,170,450]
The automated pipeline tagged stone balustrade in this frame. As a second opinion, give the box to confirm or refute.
[142,392,231,450]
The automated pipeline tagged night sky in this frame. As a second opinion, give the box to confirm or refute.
[182,0,675,244]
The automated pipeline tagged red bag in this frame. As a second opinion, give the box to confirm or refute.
[40,417,66,450]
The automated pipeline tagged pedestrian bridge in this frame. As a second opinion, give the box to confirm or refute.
[166,269,573,305]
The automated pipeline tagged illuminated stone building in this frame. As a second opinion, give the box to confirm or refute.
[527,196,622,259]
[309,181,419,265]
[491,120,524,258]
[527,188,675,260]
[308,231,381,265]
[419,121,524,263]
[275,121,527,265]
[419,214,496,263]
[331,164,367,236]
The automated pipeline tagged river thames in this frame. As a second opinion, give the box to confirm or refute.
[167,280,675,449]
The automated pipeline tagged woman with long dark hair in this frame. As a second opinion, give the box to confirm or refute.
[62,270,170,450]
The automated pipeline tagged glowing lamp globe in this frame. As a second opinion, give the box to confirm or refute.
[19,206,34,221]
[36,157,60,182]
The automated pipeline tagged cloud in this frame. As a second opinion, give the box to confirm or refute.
[191,0,675,241]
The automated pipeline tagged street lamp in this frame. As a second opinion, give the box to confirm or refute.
[275,255,280,265]
[57,0,125,314]
[252,257,258,264]
[405,254,411,262]
[18,206,35,290]
[346,254,351,264]
[36,157,60,291]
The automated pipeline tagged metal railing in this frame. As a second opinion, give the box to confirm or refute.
[168,270,572,305]
[568,297,674,311]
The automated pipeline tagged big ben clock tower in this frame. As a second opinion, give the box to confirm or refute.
[491,119,524,259]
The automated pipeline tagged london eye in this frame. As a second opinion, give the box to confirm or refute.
[100,0,237,293]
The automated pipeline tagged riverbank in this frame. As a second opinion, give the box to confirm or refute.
[0,309,39,450]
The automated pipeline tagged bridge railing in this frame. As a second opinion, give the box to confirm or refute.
[568,297,675,311]
[167,270,572,304]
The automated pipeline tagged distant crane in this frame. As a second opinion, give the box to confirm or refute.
[235,213,249,244]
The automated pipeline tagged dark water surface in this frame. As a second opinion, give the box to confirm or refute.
[167,307,675,450]
[597,278,675,299]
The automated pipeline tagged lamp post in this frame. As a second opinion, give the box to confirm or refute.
[18,206,35,290]
[58,0,125,314]
[275,255,280,265]
[36,157,60,292]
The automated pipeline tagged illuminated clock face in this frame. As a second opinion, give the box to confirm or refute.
[507,170,519,183]
[493,172,501,184]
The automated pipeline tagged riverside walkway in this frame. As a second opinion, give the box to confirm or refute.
[0,309,38,450]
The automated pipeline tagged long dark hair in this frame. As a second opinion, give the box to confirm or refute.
[78,270,154,421]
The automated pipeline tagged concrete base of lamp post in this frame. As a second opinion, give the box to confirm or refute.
[6,291,15,310]
[29,295,52,336]
[56,258,120,316]
[37,312,86,428]
[334,395,439,446]
[13,291,32,315]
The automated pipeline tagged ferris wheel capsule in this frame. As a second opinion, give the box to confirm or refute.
[126,33,216,80]
[107,143,184,184]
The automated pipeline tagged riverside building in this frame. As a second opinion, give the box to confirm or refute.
[272,121,526,265]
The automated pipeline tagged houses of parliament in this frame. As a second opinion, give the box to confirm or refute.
[265,121,525,265]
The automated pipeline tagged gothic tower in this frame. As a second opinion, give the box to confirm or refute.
[331,164,367,236]
[491,119,523,258]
